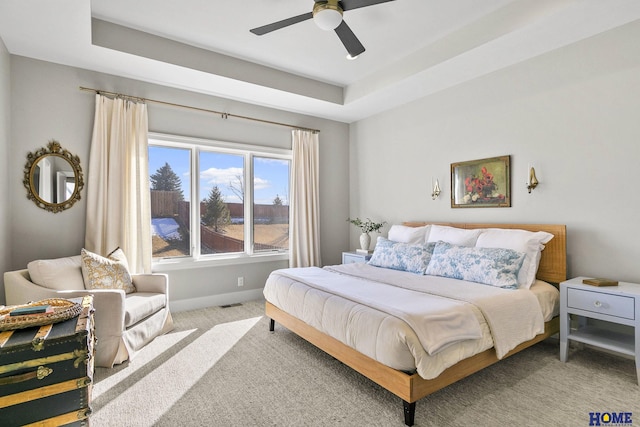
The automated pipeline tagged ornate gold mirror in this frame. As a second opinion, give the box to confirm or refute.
[23,140,84,213]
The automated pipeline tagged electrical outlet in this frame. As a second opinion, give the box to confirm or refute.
[237,277,244,287]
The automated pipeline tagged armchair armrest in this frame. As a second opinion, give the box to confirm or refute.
[59,288,126,326]
[5,270,63,304]
[132,273,168,295]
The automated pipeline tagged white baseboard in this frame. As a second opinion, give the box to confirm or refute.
[170,288,265,312]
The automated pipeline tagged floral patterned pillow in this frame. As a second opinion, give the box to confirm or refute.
[368,237,436,274]
[81,247,136,293]
[425,241,526,289]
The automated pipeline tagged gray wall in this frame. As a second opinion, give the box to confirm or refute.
[0,37,10,304]
[7,56,350,310]
[349,21,640,284]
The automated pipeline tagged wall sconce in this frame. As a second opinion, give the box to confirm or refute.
[431,178,441,200]
[526,166,539,193]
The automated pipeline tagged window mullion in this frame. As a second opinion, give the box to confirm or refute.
[244,153,253,255]
[192,146,200,259]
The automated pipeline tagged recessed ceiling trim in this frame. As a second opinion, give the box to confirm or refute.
[91,18,344,105]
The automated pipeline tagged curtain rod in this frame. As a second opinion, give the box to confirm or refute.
[79,86,320,134]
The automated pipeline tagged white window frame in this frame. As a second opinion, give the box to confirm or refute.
[149,132,291,271]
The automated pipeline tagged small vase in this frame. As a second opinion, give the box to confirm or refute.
[359,233,371,251]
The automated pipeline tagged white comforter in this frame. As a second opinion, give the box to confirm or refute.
[273,267,483,356]
[264,263,547,379]
[326,263,545,359]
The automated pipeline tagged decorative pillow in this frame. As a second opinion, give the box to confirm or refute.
[388,224,431,244]
[476,228,553,289]
[81,247,135,293]
[27,255,84,291]
[426,225,482,247]
[425,241,526,289]
[368,237,436,275]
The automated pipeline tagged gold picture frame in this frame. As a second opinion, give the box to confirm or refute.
[23,140,84,213]
[451,155,510,208]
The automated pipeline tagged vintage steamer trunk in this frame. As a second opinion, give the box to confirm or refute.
[0,296,94,426]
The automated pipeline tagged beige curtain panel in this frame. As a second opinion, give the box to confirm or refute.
[85,94,152,274]
[290,129,321,267]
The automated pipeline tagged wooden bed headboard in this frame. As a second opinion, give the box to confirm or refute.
[403,222,567,284]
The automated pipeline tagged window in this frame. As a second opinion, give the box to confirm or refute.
[253,156,290,252]
[199,150,244,255]
[149,134,290,263]
[149,145,191,258]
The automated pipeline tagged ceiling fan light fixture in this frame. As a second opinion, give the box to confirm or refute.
[313,1,343,31]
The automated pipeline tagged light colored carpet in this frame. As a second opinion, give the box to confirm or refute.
[92,300,640,426]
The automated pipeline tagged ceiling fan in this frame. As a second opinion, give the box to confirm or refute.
[250,0,396,58]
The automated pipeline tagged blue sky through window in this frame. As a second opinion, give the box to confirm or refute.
[149,146,289,205]
[254,157,290,206]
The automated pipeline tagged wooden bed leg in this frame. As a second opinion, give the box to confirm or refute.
[269,318,275,332]
[403,400,416,426]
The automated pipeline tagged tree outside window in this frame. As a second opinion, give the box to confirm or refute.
[150,162,184,200]
[202,186,230,232]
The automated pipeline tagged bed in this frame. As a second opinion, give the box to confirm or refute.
[264,222,566,426]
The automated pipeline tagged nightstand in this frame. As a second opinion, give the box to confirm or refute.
[342,251,372,264]
[560,277,640,384]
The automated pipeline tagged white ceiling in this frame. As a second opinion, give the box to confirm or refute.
[2,0,640,123]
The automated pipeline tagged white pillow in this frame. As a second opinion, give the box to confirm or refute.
[27,255,85,291]
[427,225,482,247]
[475,228,554,289]
[387,224,431,244]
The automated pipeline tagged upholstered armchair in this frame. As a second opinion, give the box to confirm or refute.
[4,256,173,368]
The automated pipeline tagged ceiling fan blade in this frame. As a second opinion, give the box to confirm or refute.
[340,0,395,12]
[250,12,313,36]
[334,21,365,57]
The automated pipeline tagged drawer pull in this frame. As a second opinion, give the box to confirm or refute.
[594,301,602,308]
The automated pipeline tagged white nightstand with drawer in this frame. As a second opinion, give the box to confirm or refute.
[560,277,640,384]
[342,251,372,264]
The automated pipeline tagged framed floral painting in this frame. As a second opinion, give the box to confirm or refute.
[451,155,511,208]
